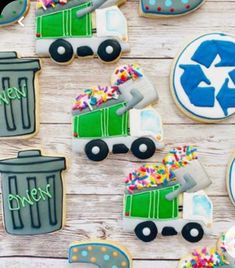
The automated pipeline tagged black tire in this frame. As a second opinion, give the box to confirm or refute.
[85,139,109,161]
[134,221,158,242]
[181,222,204,243]
[49,39,74,64]
[131,138,156,159]
[97,39,122,62]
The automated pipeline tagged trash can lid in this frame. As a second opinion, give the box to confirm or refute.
[0,150,66,174]
[0,52,41,72]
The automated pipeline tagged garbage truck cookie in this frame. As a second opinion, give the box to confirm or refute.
[0,52,41,139]
[35,0,129,64]
[72,64,164,161]
[171,33,235,123]
[0,0,30,27]
[68,240,133,268]
[0,149,67,235]
[178,229,235,267]
[123,146,213,243]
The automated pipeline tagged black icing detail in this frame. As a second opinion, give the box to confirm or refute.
[49,39,74,64]
[0,0,16,14]
[131,138,156,159]
[112,144,129,154]
[97,39,122,62]
[85,139,109,161]
[2,77,16,131]
[162,227,178,236]
[19,77,31,130]
[134,221,158,242]
[181,222,204,243]
[77,46,94,57]
[8,176,24,230]
[179,205,183,212]
[47,175,58,226]
[27,177,41,229]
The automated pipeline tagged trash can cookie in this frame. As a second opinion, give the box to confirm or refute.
[0,52,41,139]
[0,150,67,235]
[0,0,30,27]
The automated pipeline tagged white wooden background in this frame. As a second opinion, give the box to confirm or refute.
[0,0,235,267]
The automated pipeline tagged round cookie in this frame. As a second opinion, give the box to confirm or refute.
[139,0,205,18]
[171,33,235,123]
[0,0,30,27]
[226,151,235,207]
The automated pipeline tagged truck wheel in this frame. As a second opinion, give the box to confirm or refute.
[49,39,74,64]
[131,138,156,159]
[85,140,109,161]
[181,222,204,243]
[97,39,121,62]
[134,221,158,242]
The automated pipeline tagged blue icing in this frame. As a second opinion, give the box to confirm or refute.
[149,0,156,5]
[165,0,172,7]
[104,254,110,261]
[229,69,235,85]
[192,40,235,68]
[181,0,189,3]
[81,250,88,257]
[189,87,215,107]
[112,266,119,268]
[216,78,235,116]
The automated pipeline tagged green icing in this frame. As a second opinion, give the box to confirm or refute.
[8,184,52,211]
[74,102,129,138]
[125,185,180,220]
[0,86,27,105]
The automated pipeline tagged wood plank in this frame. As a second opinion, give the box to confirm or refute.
[0,257,178,268]
[0,123,234,195]
[0,195,234,258]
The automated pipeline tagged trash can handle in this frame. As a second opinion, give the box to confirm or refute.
[18,150,41,158]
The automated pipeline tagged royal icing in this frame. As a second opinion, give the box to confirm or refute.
[0,0,29,26]
[140,0,204,17]
[0,150,66,235]
[68,241,133,268]
[0,52,41,139]
[227,151,235,206]
[171,33,235,122]
[123,145,212,243]
[72,64,163,161]
[35,0,129,64]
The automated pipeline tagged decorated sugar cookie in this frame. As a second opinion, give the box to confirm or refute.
[0,150,66,235]
[68,240,133,268]
[72,64,164,161]
[227,151,235,207]
[0,0,30,27]
[171,33,235,122]
[35,0,129,64]
[0,52,41,139]
[123,146,213,243]
[178,229,235,267]
[139,0,205,18]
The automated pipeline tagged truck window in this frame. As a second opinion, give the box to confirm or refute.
[140,110,162,134]
[106,10,127,36]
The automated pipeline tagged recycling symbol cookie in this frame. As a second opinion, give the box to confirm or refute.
[171,33,235,122]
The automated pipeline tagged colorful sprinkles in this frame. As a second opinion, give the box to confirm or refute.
[112,64,143,86]
[36,0,69,10]
[125,146,197,193]
[73,86,120,112]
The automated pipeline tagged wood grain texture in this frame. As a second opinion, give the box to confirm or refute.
[0,0,235,267]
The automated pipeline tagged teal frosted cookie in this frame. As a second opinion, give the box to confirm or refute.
[69,240,133,268]
[140,0,205,17]
[0,0,29,26]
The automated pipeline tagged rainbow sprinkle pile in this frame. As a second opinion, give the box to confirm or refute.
[181,247,228,268]
[73,86,120,112]
[36,0,69,9]
[125,146,198,193]
[112,64,143,86]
